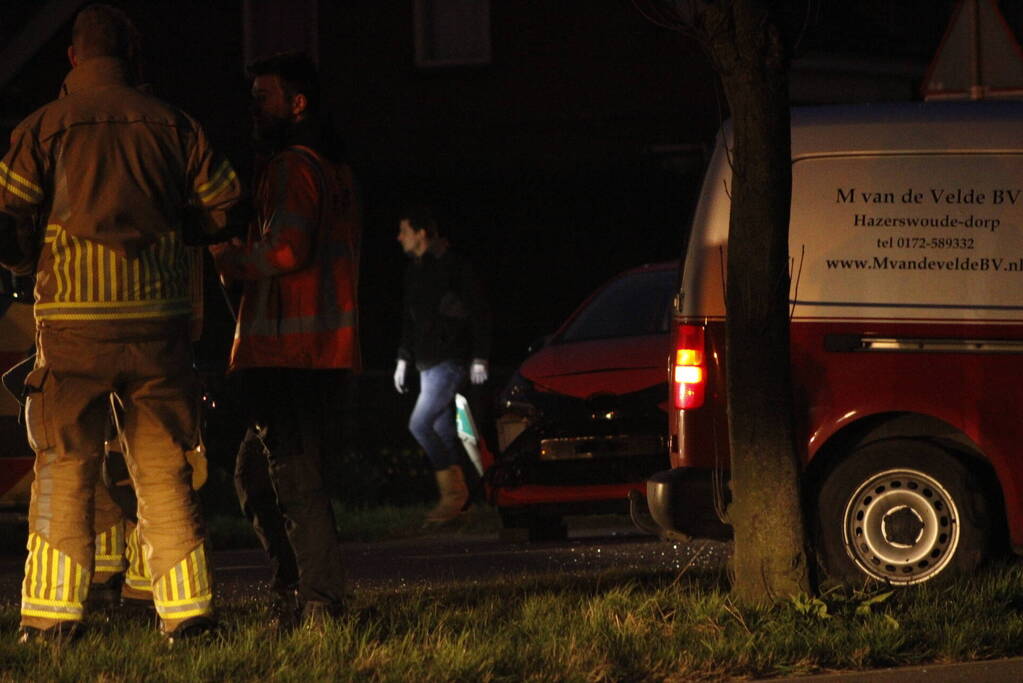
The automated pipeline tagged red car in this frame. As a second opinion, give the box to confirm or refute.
[485,261,678,539]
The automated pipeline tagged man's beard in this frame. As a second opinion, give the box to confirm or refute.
[252,114,290,149]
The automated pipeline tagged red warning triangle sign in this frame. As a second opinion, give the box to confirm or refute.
[922,0,1023,100]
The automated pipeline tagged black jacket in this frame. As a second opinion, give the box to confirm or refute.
[398,241,492,370]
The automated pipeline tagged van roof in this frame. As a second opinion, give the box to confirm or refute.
[786,101,1023,157]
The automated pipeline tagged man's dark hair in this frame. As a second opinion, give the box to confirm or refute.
[248,51,321,112]
[400,206,439,238]
[71,4,140,62]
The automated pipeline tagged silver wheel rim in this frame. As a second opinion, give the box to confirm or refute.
[841,467,960,585]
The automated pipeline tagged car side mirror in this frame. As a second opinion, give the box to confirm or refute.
[527,334,552,355]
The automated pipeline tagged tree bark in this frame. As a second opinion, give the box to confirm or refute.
[694,0,811,603]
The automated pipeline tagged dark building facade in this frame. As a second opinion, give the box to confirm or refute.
[2,1,1019,369]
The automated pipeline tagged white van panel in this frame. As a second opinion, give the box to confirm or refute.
[791,153,1023,321]
[679,134,730,320]
[790,102,1023,157]
[679,102,1023,323]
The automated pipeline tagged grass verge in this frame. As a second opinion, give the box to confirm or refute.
[4,561,1023,680]
[208,503,505,549]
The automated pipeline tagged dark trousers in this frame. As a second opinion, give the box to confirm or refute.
[232,367,349,607]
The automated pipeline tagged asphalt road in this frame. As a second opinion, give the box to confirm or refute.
[0,520,730,608]
[214,523,731,601]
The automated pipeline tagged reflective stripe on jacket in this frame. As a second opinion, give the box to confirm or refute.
[213,145,361,371]
[0,57,241,323]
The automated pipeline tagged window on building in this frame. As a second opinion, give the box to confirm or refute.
[414,0,491,67]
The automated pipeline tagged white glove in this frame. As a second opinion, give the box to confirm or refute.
[470,359,489,385]
[393,359,408,393]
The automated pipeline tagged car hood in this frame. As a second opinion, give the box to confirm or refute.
[519,334,668,398]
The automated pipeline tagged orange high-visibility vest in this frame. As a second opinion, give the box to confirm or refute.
[213,146,361,371]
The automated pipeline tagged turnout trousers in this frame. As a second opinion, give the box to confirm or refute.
[91,488,154,603]
[20,319,212,633]
[233,367,348,610]
[92,475,153,604]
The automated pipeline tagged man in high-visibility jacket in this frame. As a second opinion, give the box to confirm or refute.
[211,51,361,629]
[0,4,242,644]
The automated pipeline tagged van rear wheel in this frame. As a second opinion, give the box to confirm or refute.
[816,439,988,586]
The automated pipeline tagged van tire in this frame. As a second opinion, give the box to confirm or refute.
[815,439,988,586]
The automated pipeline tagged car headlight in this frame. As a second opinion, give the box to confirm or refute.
[495,371,540,455]
[496,371,539,416]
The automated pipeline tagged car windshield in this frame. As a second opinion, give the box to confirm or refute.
[557,267,677,343]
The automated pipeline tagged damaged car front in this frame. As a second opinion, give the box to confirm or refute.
[486,262,678,539]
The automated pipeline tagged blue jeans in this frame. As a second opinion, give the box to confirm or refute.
[408,360,466,470]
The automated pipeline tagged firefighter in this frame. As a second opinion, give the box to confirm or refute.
[90,232,210,615]
[0,5,242,644]
[3,245,209,620]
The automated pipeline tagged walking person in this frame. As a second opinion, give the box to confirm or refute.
[211,52,362,629]
[0,4,242,644]
[393,206,492,525]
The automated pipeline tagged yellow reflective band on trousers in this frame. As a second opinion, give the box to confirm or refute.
[124,523,152,593]
[152,543,212,620]
[21,533,90,621]
[93,522,127,575]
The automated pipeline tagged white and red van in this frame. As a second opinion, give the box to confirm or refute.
[647,101,1023,585]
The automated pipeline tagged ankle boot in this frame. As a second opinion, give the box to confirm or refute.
[424,466,469,524]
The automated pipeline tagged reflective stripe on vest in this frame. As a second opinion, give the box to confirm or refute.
[21,533,90,621]
[240,307,356,337]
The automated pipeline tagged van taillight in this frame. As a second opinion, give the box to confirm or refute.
[673,324,705,410]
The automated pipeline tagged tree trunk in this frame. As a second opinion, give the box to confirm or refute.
[703,0,811,603]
